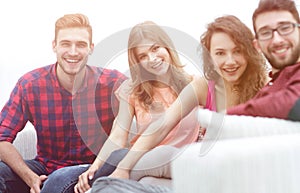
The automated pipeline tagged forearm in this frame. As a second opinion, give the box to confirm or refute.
[116,114,175,171]
[92,141,119,170]
[94,128,128,169]
[0,141,39,186]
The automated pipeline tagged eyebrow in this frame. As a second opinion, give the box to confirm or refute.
[258,21,294,31]
[136,43,157,56]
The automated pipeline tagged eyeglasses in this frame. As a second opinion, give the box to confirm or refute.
[256,22,300,41]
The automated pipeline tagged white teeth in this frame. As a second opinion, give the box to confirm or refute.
[152,62,162,68]
[66,59,79,63]
[224,67,238,72]
[274,48,287,54]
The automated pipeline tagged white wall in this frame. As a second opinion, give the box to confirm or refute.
[1,1,300,183]
[0,0,262,109]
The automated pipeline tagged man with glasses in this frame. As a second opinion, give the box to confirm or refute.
[227,0,300,121]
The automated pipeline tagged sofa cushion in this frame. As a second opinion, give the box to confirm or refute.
[172,133,300,193]
[172,111,300,193]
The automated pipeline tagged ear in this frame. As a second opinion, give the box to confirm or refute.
[52,40,57,52]
[89,43,95,55]
[253,39,262,52]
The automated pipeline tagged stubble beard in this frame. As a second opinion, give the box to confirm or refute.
[265,39,300,70]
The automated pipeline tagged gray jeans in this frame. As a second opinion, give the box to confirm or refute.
[91,177,172,193]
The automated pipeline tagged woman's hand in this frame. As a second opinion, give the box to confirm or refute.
[74,165,98,193]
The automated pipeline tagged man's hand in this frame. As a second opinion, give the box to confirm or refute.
[29,175,47,193]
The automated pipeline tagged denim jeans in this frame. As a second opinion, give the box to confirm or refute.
[41,148,128,193]
[0,159,47,193]
[0,149,128,193]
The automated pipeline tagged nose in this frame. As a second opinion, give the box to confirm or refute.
[148,52,157,62]
[271,31,285,43]
[68,44,78,55]
[225,54,235,65]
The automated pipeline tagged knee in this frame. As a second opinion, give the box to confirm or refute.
[0,161,13,177]
[0,177,6,192]
[41,166,88,193]
[153,145,178,152]
[109,148,128,160]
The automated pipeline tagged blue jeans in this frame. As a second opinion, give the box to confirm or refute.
[0,159,47,193]
[0,149,128,193]
[41,148,128,193]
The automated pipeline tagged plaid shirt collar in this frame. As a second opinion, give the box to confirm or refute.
[51,62,90,94]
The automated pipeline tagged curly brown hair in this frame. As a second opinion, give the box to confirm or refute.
[200,15,268,104]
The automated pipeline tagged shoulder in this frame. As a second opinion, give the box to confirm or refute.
[17,64,53,87]
[117,79,134,96]
[189,75,209,104]
[88,66,128,88]
[88,65,127,79]
[288,62,300,76]
[191,75,209,89]
[115,79,136,105]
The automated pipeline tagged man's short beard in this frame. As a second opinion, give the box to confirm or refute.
[266,42,300,70]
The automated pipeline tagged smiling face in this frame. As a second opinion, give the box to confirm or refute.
[254,11,300,70]
[53,27,94,78]
[209,32,247,84]
[134,39,171,77]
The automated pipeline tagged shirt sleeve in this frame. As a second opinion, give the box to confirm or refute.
[0,80,28,142]
[227,75,300,121]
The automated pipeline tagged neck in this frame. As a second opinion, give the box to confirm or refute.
[154,73,172,88]
[215,79,239,110]
[271,67,280,75]
[57,68,86,94]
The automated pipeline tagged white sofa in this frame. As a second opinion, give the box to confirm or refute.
[172,110,300,193]
[13,110,300,193]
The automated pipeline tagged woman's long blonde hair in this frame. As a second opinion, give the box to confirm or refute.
[201,15,268,104]
[128,21,192,110]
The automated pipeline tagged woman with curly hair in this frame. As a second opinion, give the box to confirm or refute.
[201,15,268,111]
[195,15,269,137]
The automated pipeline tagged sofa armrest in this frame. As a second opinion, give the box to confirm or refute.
[172,112,300,193]
[198,109,300,139]
[13,124,37,160]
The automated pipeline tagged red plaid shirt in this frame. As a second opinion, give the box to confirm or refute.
[0,63,127,173]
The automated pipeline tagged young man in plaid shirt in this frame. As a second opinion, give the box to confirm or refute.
[0,13,127,193]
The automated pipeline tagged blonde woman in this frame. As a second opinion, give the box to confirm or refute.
[74,21,200,193]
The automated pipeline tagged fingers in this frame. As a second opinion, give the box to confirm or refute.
[75,172,91,193]
[30,184,41,193]
[74,182,91,193]
[40,175,48,182]
[88,170,94,180]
